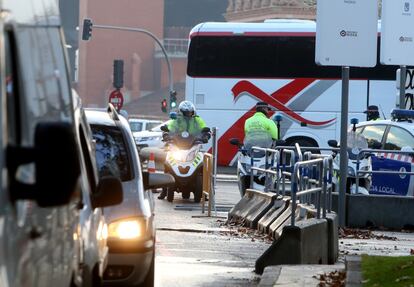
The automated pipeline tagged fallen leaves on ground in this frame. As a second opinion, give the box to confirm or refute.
[217,219,273,243]
[313,270,346,287]
[339,228,397,241]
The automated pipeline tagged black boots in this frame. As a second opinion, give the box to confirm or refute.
[158,189,167,199]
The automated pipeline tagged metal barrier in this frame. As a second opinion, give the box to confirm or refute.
[290,156,333,226]
[249,147,280,193]
[201,153,213,216]
[355,149,414,194]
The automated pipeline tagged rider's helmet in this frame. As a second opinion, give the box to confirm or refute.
[255,101,271,117]
[178,101,196,117]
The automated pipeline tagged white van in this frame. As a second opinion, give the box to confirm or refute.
[0,1,121,286]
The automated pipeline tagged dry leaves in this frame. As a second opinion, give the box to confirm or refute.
[313,270,346,287]
[339,228,397,241]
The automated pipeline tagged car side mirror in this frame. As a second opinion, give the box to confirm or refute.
[7,122,81,207]
[92,176,123,208]
[143,172,175,190]
[328,140,338,148]
[229,138,241,146]
[160,125,169,132]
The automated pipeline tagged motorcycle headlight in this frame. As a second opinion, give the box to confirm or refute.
[347,167,355,176]
[172,150,186,162]
[108,218,148,240]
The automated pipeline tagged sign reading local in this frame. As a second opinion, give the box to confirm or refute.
[381,0,414,65]
[315,0,378,67]
[109,90,124,111]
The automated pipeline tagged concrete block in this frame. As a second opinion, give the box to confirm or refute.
[257,198,289,234]
[228,189,276,226]
[255,218,329,274]
[326,213,339,264]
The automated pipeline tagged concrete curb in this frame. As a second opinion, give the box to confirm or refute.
[345,255,362,287]
[258,266,281,287]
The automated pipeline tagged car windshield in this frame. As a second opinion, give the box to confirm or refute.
[129,121,143,132]
[146,122,161,131]
[91,125,132,181]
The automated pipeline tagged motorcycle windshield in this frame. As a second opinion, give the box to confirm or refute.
[347,132,368,160]
[169,132,201,150]
[243,131,273,158]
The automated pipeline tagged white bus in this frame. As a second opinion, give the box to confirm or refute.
[185,20,399,166]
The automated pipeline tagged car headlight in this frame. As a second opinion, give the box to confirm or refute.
[108,218,147,240]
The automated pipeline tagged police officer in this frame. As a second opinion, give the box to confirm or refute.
[245,101,278,141]
[364,105,381,121]
[158,100,209,200]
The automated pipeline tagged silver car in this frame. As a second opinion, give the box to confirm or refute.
[86,106,174,287]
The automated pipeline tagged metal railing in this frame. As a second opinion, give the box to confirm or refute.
[290,156,333,226]
[355,149,414,194]
[249,147,280,193]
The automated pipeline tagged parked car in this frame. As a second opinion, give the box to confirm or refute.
[133,120,170,149]
[355,109,414,196]
[0,2,106,286]
[86,105,174,287]
[129,118,163,133]
[72,92,123,286]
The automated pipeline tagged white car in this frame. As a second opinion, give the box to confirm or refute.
[129,118,163,133]
[355,109,414,196]
[133,121,170,149]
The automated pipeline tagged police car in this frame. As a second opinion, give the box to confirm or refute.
[355,109,414,196]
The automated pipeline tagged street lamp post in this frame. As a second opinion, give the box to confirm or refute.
[82,19,175,113]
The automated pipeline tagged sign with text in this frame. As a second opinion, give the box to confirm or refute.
[315,0,378,67]
[381,0,414,65]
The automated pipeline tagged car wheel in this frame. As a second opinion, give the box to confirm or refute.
[138,251,155,287]
[193,174,202,203]
[167,188,174,202]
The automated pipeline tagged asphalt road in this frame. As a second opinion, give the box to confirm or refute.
[153,180,270,287]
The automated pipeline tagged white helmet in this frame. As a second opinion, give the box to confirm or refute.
[178,101,196,117]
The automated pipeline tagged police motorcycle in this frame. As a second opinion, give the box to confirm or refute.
[328,118,372,195]
[161,117,210,203]
[230,132,282,197]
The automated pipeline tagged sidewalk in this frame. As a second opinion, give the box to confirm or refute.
[257,229,414,286]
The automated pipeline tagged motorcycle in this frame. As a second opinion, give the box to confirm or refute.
[328,118,372,195]
[161,125,210,202]
[230,132,280,197]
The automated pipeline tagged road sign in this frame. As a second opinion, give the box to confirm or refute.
[315,0,378,67]
[381,0,414,65]
[109,90,124,111]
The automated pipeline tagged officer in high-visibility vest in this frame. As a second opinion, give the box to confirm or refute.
[244,102,278,141]
[364,105,381,121]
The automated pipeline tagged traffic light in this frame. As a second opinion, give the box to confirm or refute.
[161,99,167,113]
[82,18,93,41]
[170,90,177,109]
[113,60,124,89]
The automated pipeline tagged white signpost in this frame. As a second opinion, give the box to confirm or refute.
[316,0,378,227]
[381,0,414,108]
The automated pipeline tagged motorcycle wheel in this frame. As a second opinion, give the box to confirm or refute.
[167,188,174,202]
[194,174,203,203]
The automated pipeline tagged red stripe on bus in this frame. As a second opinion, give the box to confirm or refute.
[217,79,315,165]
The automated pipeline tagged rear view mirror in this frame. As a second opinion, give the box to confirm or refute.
[275,139,286,146]
[229,138,241,146]
[202,127,211,133]
[143,172,175,190]
[7,122,81,207]
[92,176,123,208]
[160,125,169,132]
[328,140,338,148]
